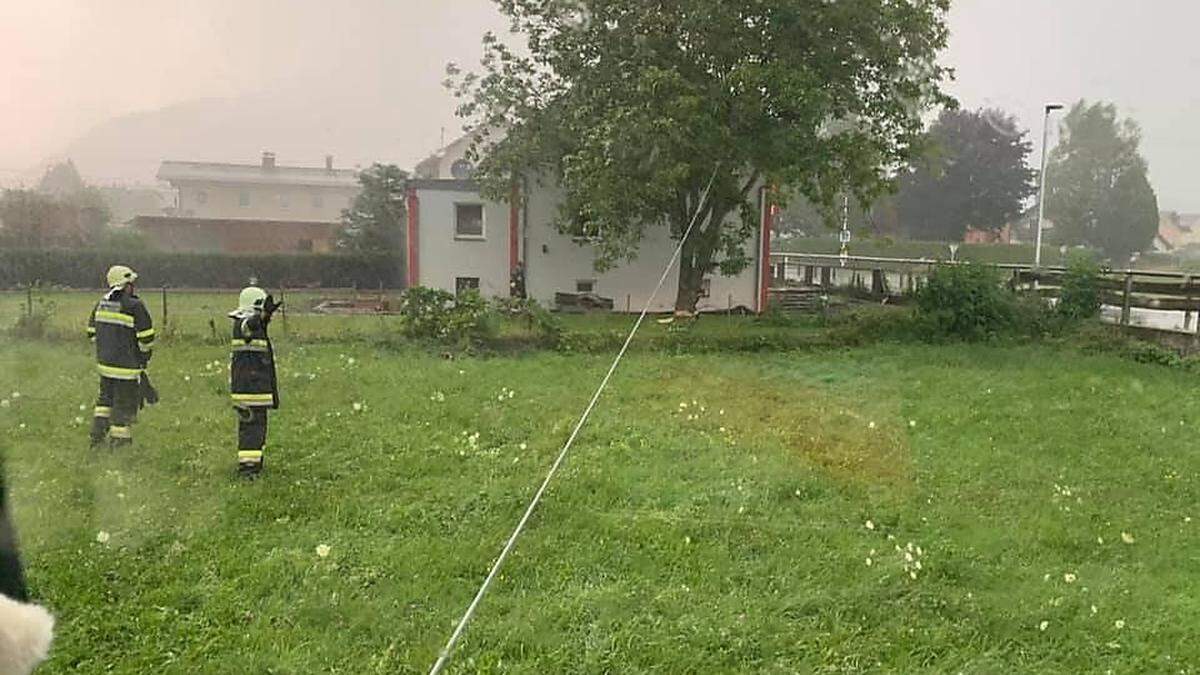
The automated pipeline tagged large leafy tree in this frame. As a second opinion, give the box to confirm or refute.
[1045,101,1159,260]
[895,108,1035,241]
[452,0,953,311]
[337,163,408,255]
[0,188,110,249]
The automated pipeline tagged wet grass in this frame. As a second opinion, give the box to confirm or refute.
[1,337,1198,673]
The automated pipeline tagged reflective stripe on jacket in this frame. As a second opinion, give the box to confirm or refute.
[230,313,279,408]
[88,289,153,380]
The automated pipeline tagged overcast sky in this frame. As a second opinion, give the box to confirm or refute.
[2,0,1198,210]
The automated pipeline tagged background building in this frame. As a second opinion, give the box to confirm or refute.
[135,152,360,253]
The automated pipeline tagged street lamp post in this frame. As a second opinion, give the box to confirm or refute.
[1034,103,1064,268]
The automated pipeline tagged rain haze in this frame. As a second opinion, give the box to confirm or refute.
[2,0,1199,210]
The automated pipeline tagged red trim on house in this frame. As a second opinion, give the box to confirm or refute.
[406,187,420,288]
[758,186,774,313]
[509,183,520,274]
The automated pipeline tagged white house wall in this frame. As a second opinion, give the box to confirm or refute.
[521,185,760,313]
[412,183,761,312]
[415,186,512,297]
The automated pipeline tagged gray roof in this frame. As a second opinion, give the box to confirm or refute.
[158,161,359,188]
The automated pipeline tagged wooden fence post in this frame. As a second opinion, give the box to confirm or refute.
[1120,272,1134,326]
[161,286,168,326]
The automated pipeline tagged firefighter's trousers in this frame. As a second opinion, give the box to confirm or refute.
[91,377,139,446]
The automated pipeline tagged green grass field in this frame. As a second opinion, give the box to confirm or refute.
[2,323,1198,673]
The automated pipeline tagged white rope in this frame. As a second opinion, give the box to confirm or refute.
[429,167,721,675]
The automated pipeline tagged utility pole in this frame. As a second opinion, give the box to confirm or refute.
[1034,103,1064,268]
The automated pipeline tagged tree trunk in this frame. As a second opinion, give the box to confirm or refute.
[673,207,731,314]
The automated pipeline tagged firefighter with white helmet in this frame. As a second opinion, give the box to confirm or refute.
[229,286,282,478]
[86,265,155,447]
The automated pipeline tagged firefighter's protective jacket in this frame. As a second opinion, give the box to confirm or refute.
[230,312,279,409]
[87,289,154,380]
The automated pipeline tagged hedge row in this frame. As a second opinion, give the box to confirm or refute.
[0,248,403,289]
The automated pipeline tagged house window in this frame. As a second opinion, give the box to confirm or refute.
[196,190,208,205]
[700,277,712,299]
[312,193,324,208]
[455,204,485,239]
[576,279,596,294]
[239,191,251,207]
[455,277,481,296]
[297,238,314,252]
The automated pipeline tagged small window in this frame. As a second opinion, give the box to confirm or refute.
[455,277,481,296]
[576,279,596,294]
[312,193,324,208]
[239,191,251,207]
[455,204,484,238]
[196,190,208,205]
[297,238,313,252]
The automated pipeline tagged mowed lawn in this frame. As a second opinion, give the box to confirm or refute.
[1,335,1198,673]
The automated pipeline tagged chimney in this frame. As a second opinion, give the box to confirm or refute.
[262,151,276,170]
[325,154,334,171]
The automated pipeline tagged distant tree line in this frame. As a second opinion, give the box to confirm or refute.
[777,101,1160,261]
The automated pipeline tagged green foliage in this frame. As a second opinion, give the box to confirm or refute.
[1046,101,1159,260]
[337,163,408,255]
[398,286,497,345]
[9,292,55,339]
[1057,254,1103,320]
[0,248,401,289]
[0,188,110,249]
[494,296,562,343]
[895,108,1036,240]
[915,263,1019,340]
[94,227,154,253]
[453,0,954,311]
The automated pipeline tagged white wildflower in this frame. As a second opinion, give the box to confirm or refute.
[1121,532,1135,545]
[352,402,363,412]
[908,420,917,428]
[719,409,725,415]
[10,392,19,399]
[519,442,527,451]
[0,400,9,409]
[74,416,84,425]
[865,558,873,567]
[868,421,876,429]
[1114,619,1125,630]
[679,402,688,409]
[347,357,356,366]
[96,531,110,544]
[1091,605,1098,615]
[684,536,691,545]
[79,404,87,411]
[1039,620,1049,632]
[909,571,917,580]
[1064,573,1077,584]
[316,544,331,558]
[1098,536,1104,544]
[865,520,875,530]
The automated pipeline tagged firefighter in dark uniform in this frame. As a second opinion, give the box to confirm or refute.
[87,265,154,447]
[229,286,281,478]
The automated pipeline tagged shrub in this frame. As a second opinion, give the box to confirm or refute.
[914,263,1018,340]
[1057,254,1102,320]
[398,286,497,345]
[494,296,562,343]
[9,292,55,339]
[0,248,401,289]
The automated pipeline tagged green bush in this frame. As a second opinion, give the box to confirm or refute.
[494,296,562,343]
[1057,254,1102,320]
[914,263,1019,340]
[9,292,55,339]
[0,248,401,289]
[398,286,497,346]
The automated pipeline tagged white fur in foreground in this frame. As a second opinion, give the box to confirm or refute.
[0,594,54,675]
